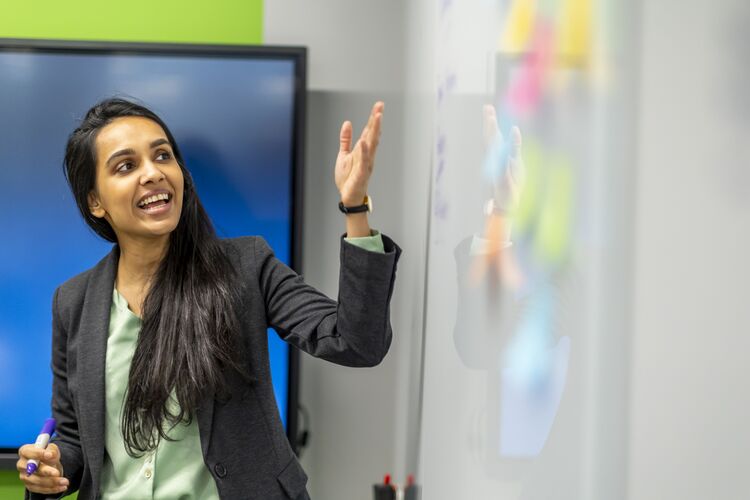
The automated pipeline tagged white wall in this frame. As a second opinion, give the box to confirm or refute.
[265,2,429,499]
[628,1,750,499]
[414,0,638,498]
[266,1,750,499]
[264,0,405,93]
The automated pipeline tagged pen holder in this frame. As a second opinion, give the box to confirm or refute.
[403,474,420,500]
[373,474,396,500]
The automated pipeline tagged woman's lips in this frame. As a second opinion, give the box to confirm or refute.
[139,198,172,215]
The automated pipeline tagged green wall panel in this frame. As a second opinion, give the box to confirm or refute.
[1,0,263,44]
[1,466,79,499]
[0,2,263,496]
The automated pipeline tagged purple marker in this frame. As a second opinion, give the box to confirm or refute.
[25,418,56,476]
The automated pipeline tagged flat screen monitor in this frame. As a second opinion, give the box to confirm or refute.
[0,39,306,458]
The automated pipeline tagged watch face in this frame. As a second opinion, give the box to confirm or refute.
[366,195,374,213]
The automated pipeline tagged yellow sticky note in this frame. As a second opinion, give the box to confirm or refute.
[557,0,593,65]
[501,0,537,53]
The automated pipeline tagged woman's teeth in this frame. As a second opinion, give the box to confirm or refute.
[138,193,170,208]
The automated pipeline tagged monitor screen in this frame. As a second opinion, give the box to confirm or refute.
[0,41,304,452]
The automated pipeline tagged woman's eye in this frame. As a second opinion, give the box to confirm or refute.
[116,161,134,173]
[156,151,172,161]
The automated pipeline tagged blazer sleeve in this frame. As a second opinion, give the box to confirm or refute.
[27,288,85,500]
[253,233,401,367]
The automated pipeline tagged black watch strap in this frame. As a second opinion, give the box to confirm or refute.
[338,201,369,214]
[338,196,372,214]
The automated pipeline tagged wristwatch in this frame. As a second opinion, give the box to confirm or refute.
[339,195,373,214]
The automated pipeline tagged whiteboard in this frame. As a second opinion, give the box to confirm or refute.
[417,1,637,498]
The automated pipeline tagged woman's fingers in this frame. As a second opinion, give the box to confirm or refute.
[369,102,383,143]
[16,462,68,495]
[43,443,61,463]
[339,121,353,154]
[357,104,376,144]
[18,444,46,462]
[20,469,68,485]
[358,122,370,144]
[367,102,384,137]
[19,443,61,467]
[19,470,69,495]
[338,101,384,190]
[36,463,63,477]
[17,443,67,494]
[356,103,384,171]
[371,101,385,117]
[361,139,370,167]
[362,102,378,134]
[16,460,60,477]
[368,113,383,167]
[358,101,384,145]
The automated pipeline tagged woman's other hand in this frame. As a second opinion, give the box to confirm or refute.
[17,443,68,495]
[335,101,384,206]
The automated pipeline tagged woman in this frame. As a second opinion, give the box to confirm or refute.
[16,98,401,499]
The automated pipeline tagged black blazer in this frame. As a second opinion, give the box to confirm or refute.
[27,234,401,500]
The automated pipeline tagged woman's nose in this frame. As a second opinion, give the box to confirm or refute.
[139,159,165,184]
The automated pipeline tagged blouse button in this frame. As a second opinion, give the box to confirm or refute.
[144,468,153,479]
[214,463,227,478]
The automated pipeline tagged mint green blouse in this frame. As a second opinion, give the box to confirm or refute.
[99,232,384,499]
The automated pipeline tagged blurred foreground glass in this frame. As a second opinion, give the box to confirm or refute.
[419,0,636,498]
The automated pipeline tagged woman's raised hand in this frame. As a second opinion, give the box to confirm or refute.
[335,101,384,206]
[17,443,68,495]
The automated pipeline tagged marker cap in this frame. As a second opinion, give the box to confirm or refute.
[40,418,56,436]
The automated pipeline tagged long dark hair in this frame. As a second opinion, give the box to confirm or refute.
[64,97,250,456]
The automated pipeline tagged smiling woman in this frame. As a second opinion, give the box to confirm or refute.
[89,118,185,252]
[15,97,401,500]
[62,98,249,457]
[67,106,186,244]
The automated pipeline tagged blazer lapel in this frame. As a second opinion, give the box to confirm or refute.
[77,245,119,493]
[197,387,216,462]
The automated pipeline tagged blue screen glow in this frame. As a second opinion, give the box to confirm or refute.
[0,49,298,449]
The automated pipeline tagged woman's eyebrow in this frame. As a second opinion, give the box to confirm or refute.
[150,138,171,149]
[106,148,135,166]
[106,138,171,166]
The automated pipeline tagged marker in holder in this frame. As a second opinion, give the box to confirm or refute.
[373,474,396,500]
[404,474,420,500]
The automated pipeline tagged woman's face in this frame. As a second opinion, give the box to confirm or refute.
[88,116,184,242]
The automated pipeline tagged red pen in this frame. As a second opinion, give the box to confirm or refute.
[373,473,396,500]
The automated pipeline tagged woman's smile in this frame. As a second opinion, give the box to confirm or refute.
[136,189,174,215]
